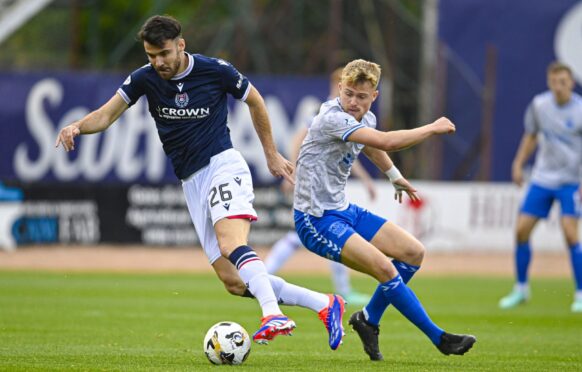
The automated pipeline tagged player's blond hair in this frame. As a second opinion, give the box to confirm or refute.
[341,59,381,89]
[547,61,572,77]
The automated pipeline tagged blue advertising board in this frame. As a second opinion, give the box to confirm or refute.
[0,72,328,185]
[438,0,582,181]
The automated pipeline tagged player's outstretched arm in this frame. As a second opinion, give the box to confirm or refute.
[55,93,128,152]
[348,117,455,152]
[245,85,294,184]
[511,133,537,186]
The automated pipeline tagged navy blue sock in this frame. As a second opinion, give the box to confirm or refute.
[364,260,420,326]
[569,243,582,291]
[379,275,443,345]
[515,242,531,284]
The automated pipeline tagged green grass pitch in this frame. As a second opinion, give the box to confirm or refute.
[0,271,581,371]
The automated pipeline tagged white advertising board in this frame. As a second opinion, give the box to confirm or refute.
[347,181,571,252]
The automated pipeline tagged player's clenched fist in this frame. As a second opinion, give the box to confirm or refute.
[55,124,81,152]
[431,117,456,135]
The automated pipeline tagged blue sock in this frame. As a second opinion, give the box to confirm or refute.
[516,242,531,284]
[378,275,444,345]
[569,243,582,291]
[392,260,420,283]
[364,260,420,326]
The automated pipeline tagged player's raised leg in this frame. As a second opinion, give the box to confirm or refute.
[342,229,475,359]
[211,254,346,349]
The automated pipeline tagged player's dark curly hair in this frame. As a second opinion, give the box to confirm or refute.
[137,15,182,47]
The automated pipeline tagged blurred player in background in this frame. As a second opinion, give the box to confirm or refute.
[293,59,476,361]
[266,67,375,306]
[499,62,582,313]
[55,15,346,349]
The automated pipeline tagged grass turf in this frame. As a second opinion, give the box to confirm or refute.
[0,271,581,371]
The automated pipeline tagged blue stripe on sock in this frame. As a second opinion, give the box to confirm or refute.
[228,245,256,270]
[516,242,531,284]
[569,243,582,291]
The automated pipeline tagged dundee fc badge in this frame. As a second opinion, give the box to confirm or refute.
[175,92,189,108]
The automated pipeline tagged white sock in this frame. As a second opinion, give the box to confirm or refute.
[265,231,302,274]
[268,275,329,312]
[230,246,282,317]
[330,261,351,296]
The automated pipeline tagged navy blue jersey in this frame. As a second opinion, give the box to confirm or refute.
[117,53,251,179]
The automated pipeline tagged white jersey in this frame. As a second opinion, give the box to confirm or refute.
[293,98,376,217]
[525,91,582,188]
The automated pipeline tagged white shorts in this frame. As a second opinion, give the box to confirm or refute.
[182,149,257,264]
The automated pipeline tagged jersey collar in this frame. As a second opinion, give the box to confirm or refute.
[171,53,194,80]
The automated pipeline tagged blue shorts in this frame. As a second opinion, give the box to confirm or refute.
[294,204,387,262]
[520,183,580,218]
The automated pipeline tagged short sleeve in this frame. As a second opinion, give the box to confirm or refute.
[320,112,366,141]
[523,101,539,134]
[216,59,250,101]
[117,68,146,107]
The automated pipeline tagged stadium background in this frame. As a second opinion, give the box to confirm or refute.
[1,0,581,254]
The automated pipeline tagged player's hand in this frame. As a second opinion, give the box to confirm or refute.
[431,117,456,135]
[392,178,419,204]
[266,152,295,185]
[512,163,523,186]
[55,124,81,151]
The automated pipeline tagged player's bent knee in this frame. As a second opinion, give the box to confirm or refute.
[373,259,398,282]
[411,243,425,262]
[399,241,425,266]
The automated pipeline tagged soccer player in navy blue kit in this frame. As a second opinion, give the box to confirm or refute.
[499,62,582,312]
[293,59,476,360]
[55,15,345,348]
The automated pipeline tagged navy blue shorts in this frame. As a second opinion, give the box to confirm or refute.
[294,204,387,262]
[520,183,580,218]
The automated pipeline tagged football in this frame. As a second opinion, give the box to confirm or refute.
[203,321,251,365]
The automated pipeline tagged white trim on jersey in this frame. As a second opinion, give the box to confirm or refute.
[342,125,365,141]
[241,83,252,102]
[116,89,131,105]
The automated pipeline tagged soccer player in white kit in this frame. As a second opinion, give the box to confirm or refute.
[499,62,582,312]
[293,59,476,360]
[266,67,376,305]
[55,15,346,349]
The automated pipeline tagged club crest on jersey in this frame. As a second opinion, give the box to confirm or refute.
[175,92,189,108]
